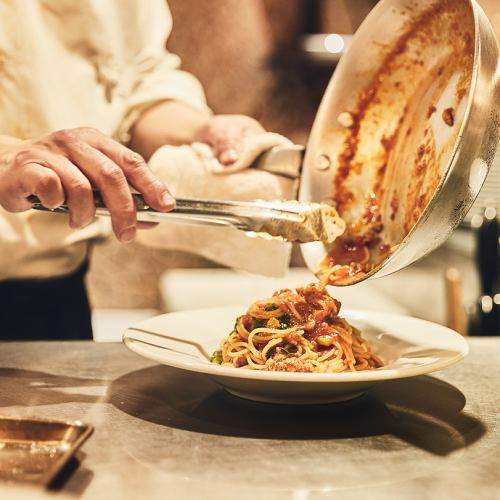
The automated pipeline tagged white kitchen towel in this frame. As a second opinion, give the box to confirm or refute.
[192,132,294,174]
[137,133,300,277]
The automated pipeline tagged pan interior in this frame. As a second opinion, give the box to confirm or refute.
[300,0,475,285]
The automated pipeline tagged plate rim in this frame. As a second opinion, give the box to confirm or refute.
[123,306,469,384]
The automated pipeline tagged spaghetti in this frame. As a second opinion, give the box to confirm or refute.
[211,283,383,373]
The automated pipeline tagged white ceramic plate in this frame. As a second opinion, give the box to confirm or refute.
[123,307,468,404]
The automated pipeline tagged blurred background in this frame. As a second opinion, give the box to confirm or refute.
[87,0,500,339]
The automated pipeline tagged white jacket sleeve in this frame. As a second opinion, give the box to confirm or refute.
[116,0,211,144]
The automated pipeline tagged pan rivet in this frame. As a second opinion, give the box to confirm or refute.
[316,154,331,171]
[337,111,355,128]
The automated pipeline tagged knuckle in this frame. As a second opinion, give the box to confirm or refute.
[121,203,136,217]
[123,150,146,169]
[36,171,59,193]
[76,126,100,136]
[67,178,92,198]
[100,163,125,184]
[215,137,232,149]
[145,178,164,194]
[13,150,31,166]
[112,197,136,218]
[51,129,77,145]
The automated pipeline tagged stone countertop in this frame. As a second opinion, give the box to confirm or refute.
[0,339,498,500]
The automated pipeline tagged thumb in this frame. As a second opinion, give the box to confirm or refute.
[215,140,243,166]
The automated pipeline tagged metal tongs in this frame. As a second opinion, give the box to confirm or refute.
[28,191,344,244]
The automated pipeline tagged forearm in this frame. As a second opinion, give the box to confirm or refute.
[129,100,210,160]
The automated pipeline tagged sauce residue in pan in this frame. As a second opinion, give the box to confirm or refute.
[318,0,474,285]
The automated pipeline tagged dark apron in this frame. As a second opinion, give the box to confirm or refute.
[0,262,93,340]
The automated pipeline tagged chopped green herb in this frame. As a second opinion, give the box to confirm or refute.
[265,347,276,359]
[264,303,279,312]
[251,317,267,329]
[277,314,290,329]
[281,345,298,355]
[210,351,223,364]
[234,315,244,331]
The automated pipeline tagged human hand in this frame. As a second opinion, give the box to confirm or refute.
[0,127,175,242]
[193,114,265,165]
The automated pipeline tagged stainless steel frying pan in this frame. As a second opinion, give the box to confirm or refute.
[299,0,500,284]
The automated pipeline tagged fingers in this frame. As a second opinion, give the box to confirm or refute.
[202,116,265,166]
[22,163,65,210]
[217,142,242,166]
[211,124,248,165]
[36,154,95,229]
[4,154,96,230]
[59,137,137,241]
[77,128,175,211]
[211,130,244,165]
[0,163,64,212]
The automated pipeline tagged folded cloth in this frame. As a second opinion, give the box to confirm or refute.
[192,132,294,174]
[136,133,301,277]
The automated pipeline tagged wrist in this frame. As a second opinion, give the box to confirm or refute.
[191,114,212,143]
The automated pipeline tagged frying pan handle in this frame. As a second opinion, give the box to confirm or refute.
[252,145,305,179]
